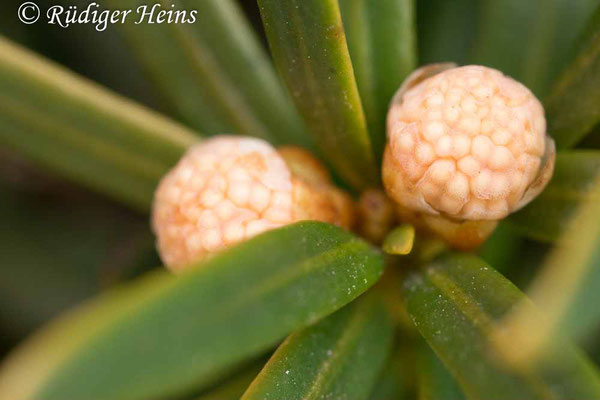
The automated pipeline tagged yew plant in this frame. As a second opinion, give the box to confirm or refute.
[1,1,600,400]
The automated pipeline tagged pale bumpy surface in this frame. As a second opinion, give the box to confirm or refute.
[153,136,354,271]
[384,65,553,220]
[153,136,295,271]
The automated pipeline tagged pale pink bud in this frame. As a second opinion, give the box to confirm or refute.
[152,136,353,271]
[383,65,555,248]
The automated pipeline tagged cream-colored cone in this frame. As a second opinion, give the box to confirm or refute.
[152,136,354,271]
[383,64,555,249]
